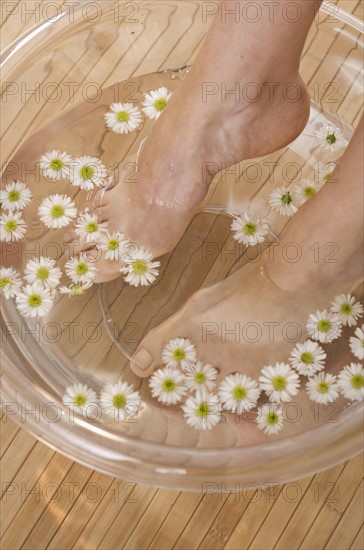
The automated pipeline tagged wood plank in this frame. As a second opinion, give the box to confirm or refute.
[325,480,364,550]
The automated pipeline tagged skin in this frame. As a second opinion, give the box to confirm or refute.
[64,1,363,380]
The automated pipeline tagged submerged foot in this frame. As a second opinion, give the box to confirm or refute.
[129,255,356,379]
[65,61,310,282]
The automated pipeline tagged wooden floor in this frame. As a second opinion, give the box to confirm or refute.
[1,1,364,549]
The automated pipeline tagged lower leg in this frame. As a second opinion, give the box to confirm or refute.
[266,116,364,292]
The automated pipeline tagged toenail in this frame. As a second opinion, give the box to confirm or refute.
[132,348,153,370]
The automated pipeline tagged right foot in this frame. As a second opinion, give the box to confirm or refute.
[65,66,310,282]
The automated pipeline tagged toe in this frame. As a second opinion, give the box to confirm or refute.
[130,329,164,378]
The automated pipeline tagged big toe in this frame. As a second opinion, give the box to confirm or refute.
[130,328,166,378]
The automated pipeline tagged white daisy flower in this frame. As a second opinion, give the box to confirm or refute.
[315,124,347,153]
[149,367,187,405]
[40,149,72,181]
[218,373,261,413]
[70,156,108,191]
[306,372,339,404]
[331,294,363,327]
[259,362,300,402]
[100,380,142,421]
[184,361,218,392]
[306,309,342,343]
[0,267,22,299]
[315,162,336,184]
[338,363,364,402]
[120,247,160,287]
[62,383,97,415]
[59,282,94,296]
[268,187,298,216]
[16,282,54,318]
[0,211,27,242]
[231,212,270,246]
[291,178,323,206]
[0,181,32,211]
[97,231,129,262]
[38,194,77,229]
[65,254,98,285]
[182,390,221,431]
[289,340,326,376]
[24,256,62,288]
[142,87,172,120]
[104,102,143,134]
[256,403,284,436]
[349,324,364,360]
[162,337,197,371]
[74,212,108,244]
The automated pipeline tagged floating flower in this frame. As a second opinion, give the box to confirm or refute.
[0,181,32,211]
[184,361,218,392]
[16,282,54,318]
[291,178,323,206]
[0,211,27,241]
[337,363,364,402]
[315,124,347,153]
[149,367,187,405]
[256,403,284,436]
[142,87,172,120]
[24,256,62,288]
[100,380,142,420]
[349,324,364,360]
[70,156,108,191]
[218,373,260,413]
[268,187,298,216]
[314,161,336,184]
[331,294,363,327]
[65,254,98,284]
[62,383,98,415]
[40,149,72,181]
[74,212,108,244]
[182,390,221,431]
[231,212,270,246]
[289,340,326,376]
[120,247,160,287]
[38,194,77,229]
[97,231,129,261]
[162,337,197,370]
[259,362,300,402]
[0,267,22,299]
[104,102,143,134]
[306,309,342,343]
[59,282,94,296]
[306,372,339,404]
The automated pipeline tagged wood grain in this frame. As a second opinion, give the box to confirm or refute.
[1,1,363,549]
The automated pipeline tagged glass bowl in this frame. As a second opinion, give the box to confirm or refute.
[1,1,363,490]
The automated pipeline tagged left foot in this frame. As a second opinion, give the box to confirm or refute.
[128,257,354,379]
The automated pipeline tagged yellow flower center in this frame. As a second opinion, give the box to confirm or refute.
[28,294,42,307]
[154,98,167,112]
[50,158,64,171]
[8,190,20,202]
[5,220,17,232]
[112,394,127,408]
[196,402,209,418]
[80,165,94,180]
[50,205,65,218]
[117,111,129,122]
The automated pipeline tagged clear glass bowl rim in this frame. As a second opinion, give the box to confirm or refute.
[1,1,363,488]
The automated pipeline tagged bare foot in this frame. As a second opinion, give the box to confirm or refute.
[64,66,310,282]
[129,254,357,378]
